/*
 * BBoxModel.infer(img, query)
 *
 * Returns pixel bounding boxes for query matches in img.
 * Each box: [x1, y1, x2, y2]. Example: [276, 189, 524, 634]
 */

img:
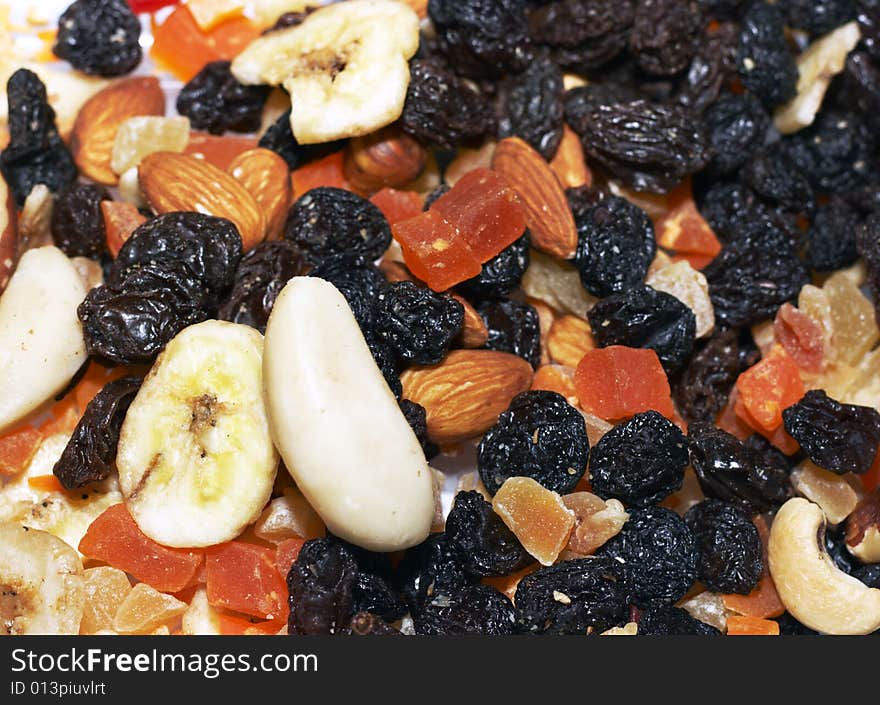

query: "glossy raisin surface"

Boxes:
[807, 197, 861, 272]
[589, 411, 689, 507]
[736, 1, 798, 108]
[456, 233, 530, 301]
[477, 298, 541, 368]
[478, 390, 589, 495]
[445, 491, 533, 578]
[50, 182, 111, 259]
[637, 602, 721, 635]
[782, 390, 880, 475]
[176, 61, 270, 135]
[308, 252, 387, 332]
[258, 109, 345, 170]
[399, 399, 440, 461]
[53, 375, 142, 489]
[414, 584, 516, 635]
[396, 532, 474, 614]
[703, 92, 770, 176]
[53, 0, 141, 77]
[287, 538, 358, 635]
[514, 557, 630, 634]
[629, 0, 704, 77]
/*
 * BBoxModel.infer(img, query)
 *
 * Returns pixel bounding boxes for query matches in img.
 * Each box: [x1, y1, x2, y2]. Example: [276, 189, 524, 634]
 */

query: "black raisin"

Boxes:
[399, 399, 440, 461]
[571, 195, 656, 298]
[445, 491, 533, 578]
[423, 184, 450, 211]
[477, 298, 541, 369]
[636, 602, 722, 635]
[50, 182, 111, 259]
[110, 212, 243, 301]
[674, 329, 753, 424]
[352, 572, 406, 624]
[807, 197, 862, 272]
[52, 375, 142, 490]
[773, 612, 819, 635]
[696, 0, 747, 20]
[589, 411, 689, 507]
[858, 213, 880, 323]
[564, 84, 638, 136]
[375, 281, 463, 365]
[396, 532, 474, 614]
[782, 390, 880, 475]
[596, 505, 698, 606]
[514, 557, 631, 634]
[741, 143, 815, 216]
[261, 7, 316, 33]
[572, 99, 710, 194]
[414, 584, 516, 635]
[218, 240, 309, 333]
[342, 612, 399, 636]
[702, 92, 770, 176]
[684, 499, 763, 594]
[53, 0, 141, 77]
[703, 225, 809, 328]
[365, 331, 403, 399]
[825, 524, 863, 574]
[783, 0, 856, 37]
[0, 69, 77, 207]
[176, 61, 270, 135]
[854, 563, 880, 588]
[587, 285, 696, 374]
[308, 252, 387, 331]
[736, 1, 798, 108]
[688, 422, 793, 513]
[284, 187, 391, 267]
[400, 59, 495, 150]
[287, 538, 358, 635]
[629, 0, 704, 77]
[257, 109, 345, 171]
[677, 21, 739, 114]
[527, 0, 634, 57]
[496, 55, 564, 160]
[428, 0, 530, 79]
[455, 233, 531, 301]
[477, 390, 589, 495]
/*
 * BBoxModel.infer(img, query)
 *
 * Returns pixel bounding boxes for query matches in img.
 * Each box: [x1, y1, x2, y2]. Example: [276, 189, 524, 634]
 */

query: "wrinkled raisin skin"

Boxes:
[258, 109, 345, 170]
[782, 390, 880, 475]
[477, 390, 589, 495]
[50, 183, 111, 259]
[284, 187, 391, 267]
[637, 602, 721, 635]
[684, 499, 763, 595]
[176, 61, 270, 136]
[53, 0, 142, 77]
[287, 538, 358, 636]
[445, 491, 533, 578]
[477, 299, 542, 369]
[399, 399, 440, 460]
[736, 1, 798, 108]
[414, 584, 516, 635]
[376, 282, 463, 366]
[588, 285, 696, 374]
[514, 557, 631, 634]
[52, 375, 142, 490]
[396, 532, 474, 615]
[0, 69, 77, 207]
[629, 0, 704, 77]
[702, 92, 770, 177]
[455, 233, 530, 301]
[596, 505, 698, 607]
[219, 240, 309, 334]
[589, 411, 689, 507]
[807, 197, 861, 272]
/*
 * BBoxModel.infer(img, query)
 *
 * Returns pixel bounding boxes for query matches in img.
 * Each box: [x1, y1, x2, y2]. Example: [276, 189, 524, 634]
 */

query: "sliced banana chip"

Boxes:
[117, 320, 278, 548]
[0, 523, 84, 635]
[231, 0, 419, 144]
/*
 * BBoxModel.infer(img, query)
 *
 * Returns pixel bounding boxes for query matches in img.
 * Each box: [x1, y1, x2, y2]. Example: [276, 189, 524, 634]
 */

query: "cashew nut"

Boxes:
[768, 497, 880, 635]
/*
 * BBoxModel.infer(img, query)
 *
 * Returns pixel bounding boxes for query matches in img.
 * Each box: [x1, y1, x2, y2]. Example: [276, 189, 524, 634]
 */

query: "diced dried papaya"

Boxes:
[79, 504, 204, 593]
[483, 565, 536, 602]
[393, 209, 482, 292]
[218, 612, 284, 636]
[574, 346, 674, 422]
[656, 186, 722, 260]
[531, 364, 578, 401]
[722, 515, 785, 619]
[27, 475, 65, 493]
[715, 389, 753, 441]
[429, 168, 526, 262]
[774, 303, 824, 373]
[726, 615, 780, 635]
[113, 583, 187, 635]
[205, 542, 288, 621]
[735, 345, 805, 433]
[184, 132, 259, 171]
[130, 0, 180, 13]
[863, 446, 880, 492]
[275, 537, 306, 582]
[370, 188, 423, 225]
[0, 424, 43, 477]
[492, 477, 575, 566]
[186, 0, 245, 32]
[291, 151, 348, 198]
[102, 200, 146, 257]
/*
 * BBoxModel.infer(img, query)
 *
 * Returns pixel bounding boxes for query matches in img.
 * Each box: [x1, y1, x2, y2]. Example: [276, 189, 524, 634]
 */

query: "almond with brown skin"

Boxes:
[228, 148, 291, 241]
[547, 314, 595, 368]
[451, 294, 488, 349]
[492, 137, 578, 260]
[139, 152, 266, 251]
[400, 349, 533, 444]
[550, 124, 592, 189]
[343, 125, 426, 194]
[70, 77, 165, 185]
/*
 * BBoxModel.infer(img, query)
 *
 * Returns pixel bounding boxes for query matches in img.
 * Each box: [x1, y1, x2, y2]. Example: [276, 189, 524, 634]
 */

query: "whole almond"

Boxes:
[139, 152, 266, 251]
[228, 148, 291, 241]
[451, 294, 489, 349]
[492, 137, 578, 260]
[550, 124, 592, 190]
[343, 125, 426, 194]
[547, 314, 595, 368]
[400, 349, 533, 444]
[70, 77, 165, 185]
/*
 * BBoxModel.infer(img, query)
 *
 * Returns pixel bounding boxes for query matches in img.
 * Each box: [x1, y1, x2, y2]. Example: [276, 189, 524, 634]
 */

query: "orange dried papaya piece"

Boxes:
[773, 303, 825, 373]
[370, 188, 423, 225]
[726, 615, 780, 635]
[291, 151, 348, 198]
[0, 424, 43, 477]
[735, 345, 804, 433]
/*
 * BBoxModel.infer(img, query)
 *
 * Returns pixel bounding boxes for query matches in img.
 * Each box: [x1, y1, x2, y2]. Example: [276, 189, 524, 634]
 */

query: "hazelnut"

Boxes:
[343, 125, 426, 193]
